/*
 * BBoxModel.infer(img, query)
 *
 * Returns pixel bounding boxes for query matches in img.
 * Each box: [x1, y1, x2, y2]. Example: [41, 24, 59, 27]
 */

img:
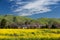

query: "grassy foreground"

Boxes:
[0, 29, 60, 40]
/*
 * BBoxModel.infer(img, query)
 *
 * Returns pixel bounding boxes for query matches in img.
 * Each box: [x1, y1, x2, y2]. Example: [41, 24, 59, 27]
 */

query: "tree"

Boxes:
[51, 24, 57, 29]
[45, 24, 49, 28]
[13, 16, 16, 22]
[0, 19, 7, 28]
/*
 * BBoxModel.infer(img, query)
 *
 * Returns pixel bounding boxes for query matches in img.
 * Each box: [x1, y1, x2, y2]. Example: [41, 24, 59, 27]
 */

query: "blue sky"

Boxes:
[0, 0, 60, 18]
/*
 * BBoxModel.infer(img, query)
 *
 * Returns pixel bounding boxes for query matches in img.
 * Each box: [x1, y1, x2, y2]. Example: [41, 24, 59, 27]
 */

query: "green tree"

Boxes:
[0, 19, 7, 28]
[51, 24, 56, 29]
[13, 16, 16, 22]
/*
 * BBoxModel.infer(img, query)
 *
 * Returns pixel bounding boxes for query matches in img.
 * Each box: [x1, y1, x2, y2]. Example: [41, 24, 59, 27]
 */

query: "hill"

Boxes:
[0, 15, 60, 29]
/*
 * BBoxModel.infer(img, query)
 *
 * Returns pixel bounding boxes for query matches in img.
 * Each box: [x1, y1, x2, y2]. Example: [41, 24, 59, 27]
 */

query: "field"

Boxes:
[0, 29, 60, 40]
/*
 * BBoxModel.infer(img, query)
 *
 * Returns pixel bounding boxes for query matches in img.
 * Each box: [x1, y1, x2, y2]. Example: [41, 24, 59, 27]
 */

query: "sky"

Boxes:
[0, 0, 60, 18]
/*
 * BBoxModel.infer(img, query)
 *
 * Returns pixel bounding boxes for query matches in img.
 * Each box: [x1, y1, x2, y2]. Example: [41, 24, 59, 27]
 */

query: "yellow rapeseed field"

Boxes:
[0, 29, 60, 40]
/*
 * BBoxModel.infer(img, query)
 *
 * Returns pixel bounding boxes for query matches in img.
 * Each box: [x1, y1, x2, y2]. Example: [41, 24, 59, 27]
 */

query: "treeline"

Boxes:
[0, 15, 60, 29]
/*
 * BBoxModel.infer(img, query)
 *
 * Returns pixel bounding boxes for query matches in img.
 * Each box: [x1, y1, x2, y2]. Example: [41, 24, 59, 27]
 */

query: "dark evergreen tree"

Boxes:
[0, 19, 7, 28]
[45, 24, 49, 28]
[51, 24, 56, 29]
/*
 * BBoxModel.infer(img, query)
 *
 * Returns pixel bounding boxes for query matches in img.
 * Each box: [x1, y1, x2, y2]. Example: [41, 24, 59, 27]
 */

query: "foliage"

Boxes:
[0, 18, 7, 28]
[0, 15, 60, 29]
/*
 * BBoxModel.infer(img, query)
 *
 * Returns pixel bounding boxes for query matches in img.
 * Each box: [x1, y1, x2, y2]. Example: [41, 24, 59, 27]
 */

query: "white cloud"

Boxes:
[12, 0, 60, 16]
